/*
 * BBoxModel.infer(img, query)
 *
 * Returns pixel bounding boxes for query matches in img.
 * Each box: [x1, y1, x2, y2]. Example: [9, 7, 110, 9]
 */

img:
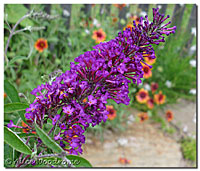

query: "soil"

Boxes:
[81, 99, 196, 167]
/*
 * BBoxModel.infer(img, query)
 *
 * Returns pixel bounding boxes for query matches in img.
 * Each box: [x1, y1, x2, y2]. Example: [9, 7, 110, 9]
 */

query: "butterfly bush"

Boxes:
[8, 8, 176, 155]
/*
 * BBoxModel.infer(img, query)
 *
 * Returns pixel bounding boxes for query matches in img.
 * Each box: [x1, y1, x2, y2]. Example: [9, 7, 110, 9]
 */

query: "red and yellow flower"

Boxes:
[106, 105, 117, 120]
[154, 91, 166, 105]
[4, 93, 7, 98]
[165, 110, 173, 122]
[92, 28, 106, 43]
[136, 88, 149, 104]
[147, 98, 154, 109]
[34, 38, 48, 53]
[151, 82, 159, 94]
[142, 64, 152, 79]
[138, 112, 149, 123]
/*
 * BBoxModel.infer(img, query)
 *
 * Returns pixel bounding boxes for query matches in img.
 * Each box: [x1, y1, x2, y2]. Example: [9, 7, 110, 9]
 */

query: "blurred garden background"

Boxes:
[4, 4, 197, 167]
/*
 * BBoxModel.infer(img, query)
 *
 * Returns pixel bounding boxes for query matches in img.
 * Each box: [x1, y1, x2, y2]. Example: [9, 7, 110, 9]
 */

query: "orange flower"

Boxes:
[165, 110, 173, 122]
[22, 121, 36, 134]
[151, 82, 159, 93]
[119, 157, 131, 164]
[147, 98, 154, 109]
[106, 105, 117, 120]
[138, 112, 149, 123]
[154, 91, 166, 105]
[92, 28, 106, 43]
[34, 38, 48, 53]
[144, 55, 156, 65]
[113, 4, 126, 10]
[4, 93, 7, 98]
[124, 24, 133, 32]
[136, 88, 149, 104]
[142, 64, 152, 79]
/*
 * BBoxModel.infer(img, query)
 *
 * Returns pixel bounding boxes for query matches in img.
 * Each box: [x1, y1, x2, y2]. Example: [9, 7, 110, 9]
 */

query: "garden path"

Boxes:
[81, 99, 196, 167]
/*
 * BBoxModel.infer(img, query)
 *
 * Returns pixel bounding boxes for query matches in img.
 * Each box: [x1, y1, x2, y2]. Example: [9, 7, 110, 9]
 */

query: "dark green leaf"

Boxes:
[4, 127, 32, 155]
[67, 155, 92, 167]
[4, 80, 20, 103]
[4, 102, 29, 113]
[35, 123, 63, 153]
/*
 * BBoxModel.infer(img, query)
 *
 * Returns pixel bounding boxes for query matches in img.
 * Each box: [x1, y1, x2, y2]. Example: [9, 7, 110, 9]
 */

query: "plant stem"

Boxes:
[4, 12, 31, 61]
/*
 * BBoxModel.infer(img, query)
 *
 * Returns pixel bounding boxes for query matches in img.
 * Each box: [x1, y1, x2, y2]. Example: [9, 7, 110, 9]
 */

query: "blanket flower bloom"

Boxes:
[106, 105, 117, 120]
[138, 112, 149, 123]
[136, 88, 149, 104]
[34, 38, 48, 52]
[154, 91, 166, 105]
[165, 110, 174, 122]
[92, 28, 106, 43]
[9, 8, 176, 155]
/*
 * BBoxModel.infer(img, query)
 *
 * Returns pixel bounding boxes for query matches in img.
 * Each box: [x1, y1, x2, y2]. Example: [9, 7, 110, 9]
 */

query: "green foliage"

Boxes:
[4, 80, 20, 103]
[5, 4, 33, 27]
[35, 123, 64, 154]
[181, 137, 196, 163]
[4, 126, 32, 155]
[4, 102, 29, 113]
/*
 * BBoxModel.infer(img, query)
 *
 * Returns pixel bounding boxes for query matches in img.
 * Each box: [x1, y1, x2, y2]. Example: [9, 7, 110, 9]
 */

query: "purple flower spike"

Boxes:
[23, 8, 176, 155]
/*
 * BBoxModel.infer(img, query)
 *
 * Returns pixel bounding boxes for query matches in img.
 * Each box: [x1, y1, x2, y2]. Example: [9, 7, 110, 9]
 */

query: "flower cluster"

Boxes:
[8, 8, 176, 155]
[136, 82, 166, 109]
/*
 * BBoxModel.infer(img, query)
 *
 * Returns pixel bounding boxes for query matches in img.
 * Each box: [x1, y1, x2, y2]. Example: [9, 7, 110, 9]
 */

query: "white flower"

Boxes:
[117, 138, 128, 146]
[93, 18, 98, 26]
[143, 83, 151, 91]
[189, 59, 196, 67]
[191, 27, 196, 37]
[126, 12, 131, 18]
[140, 11, 147, 17]
[157, 5, 162, 9]
[165, 80, 172, 88]
[183, 125, 188, 133]
[189, 89, 196, 95]
[85, 29, 90, 34]
[63, 9, 70, 17]
[189, 45, 196, 55]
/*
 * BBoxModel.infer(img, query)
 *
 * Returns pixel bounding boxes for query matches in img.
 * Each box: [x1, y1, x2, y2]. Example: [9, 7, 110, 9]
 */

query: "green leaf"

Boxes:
[4, 127, 32, 155]
[5, 4, 33, 27]
[67, 155, 92, 168]
[9, 56, 28, 65]
[4, 102, 29, 113]
[35, 123, 63, 153]
[4, 80, 20, 103]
